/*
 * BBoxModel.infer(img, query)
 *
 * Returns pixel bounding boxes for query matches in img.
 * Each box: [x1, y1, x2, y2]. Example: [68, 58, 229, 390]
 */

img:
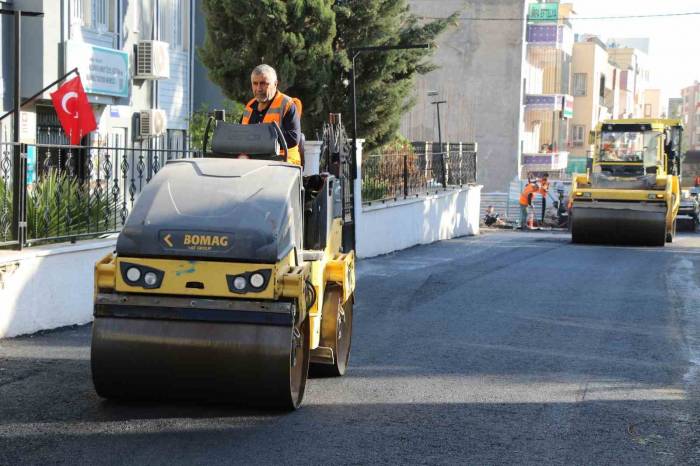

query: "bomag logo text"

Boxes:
[183, 234, 229, 247]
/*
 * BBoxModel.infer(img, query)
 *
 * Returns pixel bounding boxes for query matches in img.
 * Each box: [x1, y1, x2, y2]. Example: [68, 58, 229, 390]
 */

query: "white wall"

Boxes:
[0, 239, 115, 338]
[355, 187, 482, 259]
[353, 140, 481, 259]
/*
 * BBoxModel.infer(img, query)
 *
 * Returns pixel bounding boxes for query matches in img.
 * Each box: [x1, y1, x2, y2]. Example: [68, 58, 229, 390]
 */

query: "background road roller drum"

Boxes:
[571, 203, 667, 246]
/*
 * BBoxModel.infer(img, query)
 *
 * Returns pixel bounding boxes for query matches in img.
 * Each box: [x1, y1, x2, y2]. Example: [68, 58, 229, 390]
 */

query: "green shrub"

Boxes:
[25, 170, 119, 242]
[362, 178, 391, 202]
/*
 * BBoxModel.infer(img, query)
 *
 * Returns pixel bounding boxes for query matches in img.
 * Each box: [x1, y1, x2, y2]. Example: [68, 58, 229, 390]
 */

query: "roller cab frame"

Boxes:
[91, 120, 355, 409]
[569, 119, 683, 246]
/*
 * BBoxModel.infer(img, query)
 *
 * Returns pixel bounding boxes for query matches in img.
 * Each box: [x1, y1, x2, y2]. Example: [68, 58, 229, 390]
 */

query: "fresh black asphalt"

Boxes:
[1, 230, 699, 465]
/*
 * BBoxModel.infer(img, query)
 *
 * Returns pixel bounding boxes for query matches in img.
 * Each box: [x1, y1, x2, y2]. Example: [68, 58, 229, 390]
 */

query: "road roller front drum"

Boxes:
[90, 297, 311, 410]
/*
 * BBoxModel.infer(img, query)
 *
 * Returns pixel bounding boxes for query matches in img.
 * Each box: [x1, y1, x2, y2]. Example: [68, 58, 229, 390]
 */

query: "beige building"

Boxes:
[607, 46, 651, 119]
[643, 89, 662, 118]
[569, 36, 618, 157]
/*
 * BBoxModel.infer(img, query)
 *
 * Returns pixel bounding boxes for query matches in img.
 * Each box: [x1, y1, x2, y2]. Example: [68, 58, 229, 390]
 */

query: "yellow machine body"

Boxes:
[569, 118, 683, 245]
[95, 218, 354, 352]
[91, 150, 356, 409]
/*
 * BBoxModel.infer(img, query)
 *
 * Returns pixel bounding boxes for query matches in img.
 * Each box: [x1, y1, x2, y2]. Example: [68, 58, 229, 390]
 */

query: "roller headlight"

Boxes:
[250, 273, 265, 288]
[233, 276, 247, 290]
[126, 267, 141, 282]
[143, 272, 158, 286]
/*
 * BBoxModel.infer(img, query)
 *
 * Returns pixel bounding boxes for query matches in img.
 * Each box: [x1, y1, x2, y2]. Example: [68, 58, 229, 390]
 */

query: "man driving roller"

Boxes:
[241, 64, 302, 165]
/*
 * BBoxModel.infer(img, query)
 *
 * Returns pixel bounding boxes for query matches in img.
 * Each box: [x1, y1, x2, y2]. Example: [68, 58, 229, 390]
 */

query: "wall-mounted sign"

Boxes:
[524, 94, 559, 109]
[26, 146, 37, 185]
[65, 41, 129, 98]
[526, 24, 563, 44]
[563, 95, 574, 118]
[19, 111, 36, 144]
[528, 2, 559, 23]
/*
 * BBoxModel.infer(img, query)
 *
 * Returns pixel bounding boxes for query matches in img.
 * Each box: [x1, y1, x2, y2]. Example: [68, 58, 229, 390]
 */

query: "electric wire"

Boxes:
[417, 12, 700, 21]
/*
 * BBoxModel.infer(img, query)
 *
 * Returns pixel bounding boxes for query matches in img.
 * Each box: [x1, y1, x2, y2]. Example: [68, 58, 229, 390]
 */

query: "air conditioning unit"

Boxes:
[136, 40, 170, 79]
[139, 109, 167, 137]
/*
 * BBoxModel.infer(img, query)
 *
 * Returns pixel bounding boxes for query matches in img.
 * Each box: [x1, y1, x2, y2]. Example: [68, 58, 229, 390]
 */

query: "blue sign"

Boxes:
[26, 145, 36, 184]
[65, 41, 130, 98]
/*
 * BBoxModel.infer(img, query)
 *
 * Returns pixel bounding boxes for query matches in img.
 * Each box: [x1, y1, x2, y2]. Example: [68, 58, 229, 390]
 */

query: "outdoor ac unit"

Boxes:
[139, 109, 167, 137]
[136, 40, 170, 79]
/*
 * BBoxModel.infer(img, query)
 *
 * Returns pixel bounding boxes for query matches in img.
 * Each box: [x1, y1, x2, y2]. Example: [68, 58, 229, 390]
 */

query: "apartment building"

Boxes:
[520, 1, 575, 180]
[681, 82, 700, 150]
[0, 0, 194, 149]
[668, 97, 683, 119]
[642, 89, 662, 118]
[569, 35, 617, 158]
[607, 45, 651, 119]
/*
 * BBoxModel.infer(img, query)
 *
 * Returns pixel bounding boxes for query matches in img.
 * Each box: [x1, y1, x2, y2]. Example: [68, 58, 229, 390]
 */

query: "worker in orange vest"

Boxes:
[241, 64, 302, 165]
[519, 181, 540, 229]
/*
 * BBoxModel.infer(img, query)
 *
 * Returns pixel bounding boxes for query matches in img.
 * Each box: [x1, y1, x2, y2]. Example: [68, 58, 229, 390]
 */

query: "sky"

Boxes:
[569, 0, 700, 100]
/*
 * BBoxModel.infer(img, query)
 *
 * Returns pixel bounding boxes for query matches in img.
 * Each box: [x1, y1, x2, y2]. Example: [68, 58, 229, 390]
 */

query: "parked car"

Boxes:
[678, 188, 699, 231]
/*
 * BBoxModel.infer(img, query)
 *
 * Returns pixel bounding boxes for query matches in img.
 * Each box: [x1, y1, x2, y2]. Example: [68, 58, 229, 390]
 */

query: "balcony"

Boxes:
[522, 151, 569, 170]
[524, 94, 574, 116]
[526, 24, 574, 53]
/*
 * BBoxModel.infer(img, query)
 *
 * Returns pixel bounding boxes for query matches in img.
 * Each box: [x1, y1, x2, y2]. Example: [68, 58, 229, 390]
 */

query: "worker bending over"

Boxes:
[519, 174, 549, 230]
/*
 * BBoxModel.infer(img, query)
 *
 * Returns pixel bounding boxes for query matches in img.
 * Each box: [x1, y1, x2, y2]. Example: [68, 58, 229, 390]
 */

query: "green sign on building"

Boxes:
[528, 2, 559, 22]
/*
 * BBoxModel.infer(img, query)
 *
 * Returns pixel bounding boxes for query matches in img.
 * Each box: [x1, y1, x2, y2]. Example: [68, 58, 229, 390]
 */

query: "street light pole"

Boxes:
[431, 99, 447, 187]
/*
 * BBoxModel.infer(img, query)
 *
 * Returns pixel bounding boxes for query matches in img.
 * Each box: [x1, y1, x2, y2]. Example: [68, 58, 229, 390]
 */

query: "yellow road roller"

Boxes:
[91, 116, 356, 409]
[570, 119, 683, 246]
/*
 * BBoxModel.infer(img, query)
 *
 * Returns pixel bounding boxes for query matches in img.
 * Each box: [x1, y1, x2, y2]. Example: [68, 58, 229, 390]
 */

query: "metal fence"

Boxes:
[362, 142, 477, 204]
[0, 141, 200, 249]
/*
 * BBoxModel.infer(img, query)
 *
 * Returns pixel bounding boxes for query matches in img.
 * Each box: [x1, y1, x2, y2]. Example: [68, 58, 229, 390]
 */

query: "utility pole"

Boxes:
[428, 90, 447, 187]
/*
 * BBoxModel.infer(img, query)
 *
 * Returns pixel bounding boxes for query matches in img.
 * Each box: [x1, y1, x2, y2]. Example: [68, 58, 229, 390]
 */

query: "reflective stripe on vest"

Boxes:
[241, 92, 300, 165]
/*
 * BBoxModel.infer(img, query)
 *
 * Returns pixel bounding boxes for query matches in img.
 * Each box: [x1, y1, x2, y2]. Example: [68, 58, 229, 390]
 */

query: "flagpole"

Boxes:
[0, 67, 79, 123]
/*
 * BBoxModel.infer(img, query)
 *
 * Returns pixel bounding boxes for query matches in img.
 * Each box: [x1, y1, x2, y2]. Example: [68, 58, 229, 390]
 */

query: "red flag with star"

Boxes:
[50, 76, 97, 145]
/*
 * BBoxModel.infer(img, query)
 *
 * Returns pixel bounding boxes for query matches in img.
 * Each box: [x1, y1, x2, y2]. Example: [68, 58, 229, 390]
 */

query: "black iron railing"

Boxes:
[362, 142, 477, 204]
[0, 141, 200, 249]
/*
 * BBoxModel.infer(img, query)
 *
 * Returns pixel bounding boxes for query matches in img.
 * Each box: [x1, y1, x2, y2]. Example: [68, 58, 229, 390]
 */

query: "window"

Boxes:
[695, 113, 700, 126]
[644, 104, 652, 118]
[159, 0, 187, 49]
[573, 125, 586, 147]
[71, 0, 115, 32]
[573, 73, 587, 97]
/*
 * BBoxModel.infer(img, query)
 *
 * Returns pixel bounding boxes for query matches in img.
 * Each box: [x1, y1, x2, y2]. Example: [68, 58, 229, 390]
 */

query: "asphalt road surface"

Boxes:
[1, 230, 699, 465]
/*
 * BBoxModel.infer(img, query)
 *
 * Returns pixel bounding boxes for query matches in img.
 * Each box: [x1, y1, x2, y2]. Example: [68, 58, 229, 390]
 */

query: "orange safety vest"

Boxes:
[519, 184, 539, 206]
[242, 92, 301, 165]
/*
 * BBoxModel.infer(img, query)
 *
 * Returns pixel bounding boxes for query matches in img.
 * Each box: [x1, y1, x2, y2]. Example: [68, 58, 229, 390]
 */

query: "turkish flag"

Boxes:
[50, 76, 97, 145]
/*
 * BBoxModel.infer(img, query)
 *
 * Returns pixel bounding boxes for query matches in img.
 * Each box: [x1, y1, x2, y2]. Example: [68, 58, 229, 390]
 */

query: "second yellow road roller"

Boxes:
[91, 116, 356, 409]
[570, 119, 683, 246]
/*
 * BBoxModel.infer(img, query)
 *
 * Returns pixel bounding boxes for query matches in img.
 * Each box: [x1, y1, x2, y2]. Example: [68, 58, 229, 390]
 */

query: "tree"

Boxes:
[199, 0, 454, 150]
[329, 1, 455, 149]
